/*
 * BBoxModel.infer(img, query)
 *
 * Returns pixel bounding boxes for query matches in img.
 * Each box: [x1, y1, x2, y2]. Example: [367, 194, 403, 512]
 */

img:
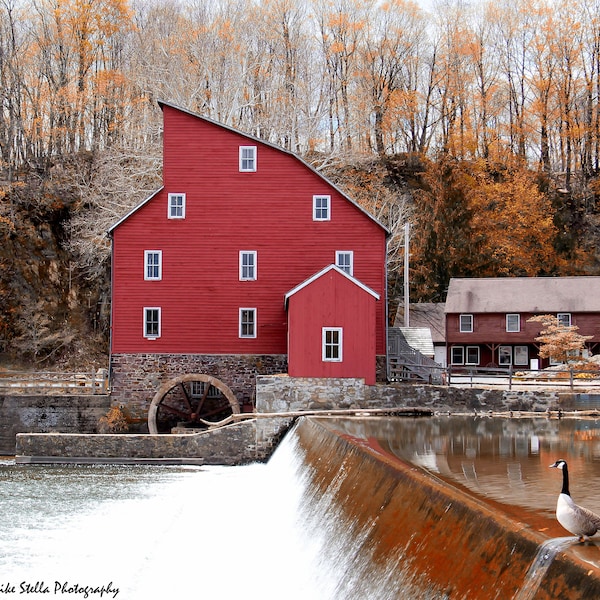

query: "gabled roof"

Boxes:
[445, 277, 600, 313]
[284, 264, 380, 308]
[109, 101, 389, 235]
[108, 187, 163, 234]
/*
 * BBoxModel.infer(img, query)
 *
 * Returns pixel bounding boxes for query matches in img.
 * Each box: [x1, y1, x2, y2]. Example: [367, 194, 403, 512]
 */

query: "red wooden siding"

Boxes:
[446, 312, 600, 344]
[286, 267, 378, 384]
[111, 104, 387, 358]
[445, 312, 600, 367]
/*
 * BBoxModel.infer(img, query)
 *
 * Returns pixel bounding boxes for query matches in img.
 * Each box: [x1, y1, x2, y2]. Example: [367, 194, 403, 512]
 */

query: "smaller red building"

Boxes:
[285, 265, 380, 384]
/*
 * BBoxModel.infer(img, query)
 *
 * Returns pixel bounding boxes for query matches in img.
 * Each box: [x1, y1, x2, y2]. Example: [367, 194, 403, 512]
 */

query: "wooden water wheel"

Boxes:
[148, 374, 240, 434]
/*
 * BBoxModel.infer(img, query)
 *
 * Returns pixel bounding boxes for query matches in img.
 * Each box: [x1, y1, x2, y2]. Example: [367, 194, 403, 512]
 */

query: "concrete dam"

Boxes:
[284, 415, 600, 599]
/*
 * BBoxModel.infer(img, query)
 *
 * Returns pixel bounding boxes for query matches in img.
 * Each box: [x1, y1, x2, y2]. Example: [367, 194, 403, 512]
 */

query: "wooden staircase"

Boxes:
[387, 328, 444, 384]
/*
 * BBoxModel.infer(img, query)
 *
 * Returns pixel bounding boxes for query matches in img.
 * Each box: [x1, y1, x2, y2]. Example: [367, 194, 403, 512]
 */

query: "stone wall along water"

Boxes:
[255, 375, 564, 414]
[0, 395, 110, 455]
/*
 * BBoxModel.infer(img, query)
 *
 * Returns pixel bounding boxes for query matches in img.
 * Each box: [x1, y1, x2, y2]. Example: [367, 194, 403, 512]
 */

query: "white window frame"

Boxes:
[459, 314, 473, 333]
[506, 313, 520, 332]
[239, 146, 257, 172]
[322, 327, 343, 362]
[190, 381, 220, 399]
[143, 307, 161, 339]
[144, 250, 162, 281]
[465, 346, 480, 365]
[451, 346, 464, 365]
[514, 346, 529, 366]
[335, 251, 353, 276]
[499, 345, 512, 366]
[557, 313, 572, 327]
[239, 251, 257, 281]
[239, 308, 257, 338]
[313, 195, 331, 221]
[168, 193, 186, 219]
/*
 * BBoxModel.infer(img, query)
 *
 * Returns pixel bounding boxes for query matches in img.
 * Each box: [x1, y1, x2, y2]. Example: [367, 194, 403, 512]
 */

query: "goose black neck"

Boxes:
[562, 463, 570, 496]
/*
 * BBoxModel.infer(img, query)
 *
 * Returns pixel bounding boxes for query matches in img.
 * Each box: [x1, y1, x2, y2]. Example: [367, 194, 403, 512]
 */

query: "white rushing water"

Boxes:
[2, 416, 600, 600]
[0, 434, 334, 600]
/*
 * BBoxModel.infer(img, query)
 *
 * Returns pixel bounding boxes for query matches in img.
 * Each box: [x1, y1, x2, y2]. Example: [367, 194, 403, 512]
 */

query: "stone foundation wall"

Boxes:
[110, 353, 288, 426]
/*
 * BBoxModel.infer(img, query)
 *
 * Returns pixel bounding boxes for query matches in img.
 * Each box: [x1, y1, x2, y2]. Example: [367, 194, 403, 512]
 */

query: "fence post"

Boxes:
[570, 368, 574, 390]
[509, 365, 513, 391]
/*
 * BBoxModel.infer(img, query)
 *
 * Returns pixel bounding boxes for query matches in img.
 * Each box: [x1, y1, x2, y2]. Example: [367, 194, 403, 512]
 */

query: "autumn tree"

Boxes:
[468, 160, 559, 276]
[410, 156, 563, 300]
[527, 314, 593, 364]
[410, 153, 477, 301]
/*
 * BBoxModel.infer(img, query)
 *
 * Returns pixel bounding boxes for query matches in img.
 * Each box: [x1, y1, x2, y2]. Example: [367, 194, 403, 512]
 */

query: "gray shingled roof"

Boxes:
[445, 277, 600, 313]
[395, 302, 446, 343]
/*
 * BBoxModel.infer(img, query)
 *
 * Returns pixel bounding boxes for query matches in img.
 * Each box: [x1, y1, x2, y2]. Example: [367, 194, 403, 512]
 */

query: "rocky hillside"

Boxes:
[0, 158, 110, 370]
[2, 151, 599, 370]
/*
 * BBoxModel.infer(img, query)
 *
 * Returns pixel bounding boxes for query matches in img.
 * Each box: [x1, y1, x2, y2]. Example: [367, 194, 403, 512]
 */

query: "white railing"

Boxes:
[447, 366, 600, 390]
[0, 369, 109, 394]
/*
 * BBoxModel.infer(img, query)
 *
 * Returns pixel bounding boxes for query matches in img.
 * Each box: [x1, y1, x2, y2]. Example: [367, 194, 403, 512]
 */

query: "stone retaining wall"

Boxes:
[255, 375, 566, 414]
[10, 378, 581, 464]
[0, 394, 111, 455]
[16, 417, 294, 465]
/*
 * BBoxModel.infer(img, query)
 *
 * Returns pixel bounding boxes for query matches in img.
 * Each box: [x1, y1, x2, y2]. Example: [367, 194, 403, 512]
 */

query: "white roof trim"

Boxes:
[108, 187, 164, 235]
[284, 264, 380, 308]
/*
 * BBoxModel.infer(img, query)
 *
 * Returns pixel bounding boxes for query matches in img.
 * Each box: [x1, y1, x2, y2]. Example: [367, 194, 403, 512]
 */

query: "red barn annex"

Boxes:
[109, 102, 388, 426]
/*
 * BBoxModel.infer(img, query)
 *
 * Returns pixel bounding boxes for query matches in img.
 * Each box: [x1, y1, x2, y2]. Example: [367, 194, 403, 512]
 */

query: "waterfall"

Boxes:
[513, 537, 574, 600]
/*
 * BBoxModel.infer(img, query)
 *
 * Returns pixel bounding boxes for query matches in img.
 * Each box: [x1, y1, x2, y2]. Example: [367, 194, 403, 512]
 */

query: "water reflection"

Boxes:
[325, 416, 600, 529]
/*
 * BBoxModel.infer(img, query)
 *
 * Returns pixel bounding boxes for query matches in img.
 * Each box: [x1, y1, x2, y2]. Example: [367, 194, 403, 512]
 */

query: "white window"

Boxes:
[144, 307, 161, 339]
[557, 313, 571, 327]
[499, 346, 512, 365]
[506, 313, 520, 332]
[451, 346, 464, 365]
[168, 193, 186, 219]
[459, 314, 473, 333]
[514, 346, 528, 366]
[239, 308, 256, 338]
[239, 251, 257, 281]
[336, 251, 353, 275]
[466, 346, 480, 365]
[322, 327, 343, 361]
[313, 195, 331, 221]
[239, 146, 257, 172]
[190, 381, 220, 399]
[144, 250, 162, 280]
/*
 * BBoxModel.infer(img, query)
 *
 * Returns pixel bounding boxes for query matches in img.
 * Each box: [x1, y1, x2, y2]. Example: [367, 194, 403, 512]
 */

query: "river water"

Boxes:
[1, 415, 600, 599]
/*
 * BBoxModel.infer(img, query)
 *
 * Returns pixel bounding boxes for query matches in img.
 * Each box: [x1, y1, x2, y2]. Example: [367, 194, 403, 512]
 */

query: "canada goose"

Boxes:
[549, 459, 600, 542]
